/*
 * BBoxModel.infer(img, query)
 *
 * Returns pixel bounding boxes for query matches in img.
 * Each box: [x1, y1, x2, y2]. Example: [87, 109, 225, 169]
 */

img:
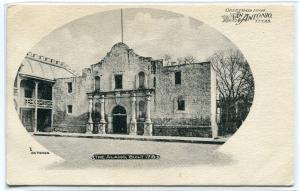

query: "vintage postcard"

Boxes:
[6, 4, 294, 185]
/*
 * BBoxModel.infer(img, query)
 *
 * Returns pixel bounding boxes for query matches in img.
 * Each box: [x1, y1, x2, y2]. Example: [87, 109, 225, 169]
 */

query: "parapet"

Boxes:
[26, 52, 78, 76]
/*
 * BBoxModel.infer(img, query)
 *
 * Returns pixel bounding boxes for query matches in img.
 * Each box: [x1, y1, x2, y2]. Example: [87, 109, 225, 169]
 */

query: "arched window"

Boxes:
[138, 101, 146, 118]
[138, 72, 145, 88]
[95, 76, 100, 91]
[177, 96, 185, 111]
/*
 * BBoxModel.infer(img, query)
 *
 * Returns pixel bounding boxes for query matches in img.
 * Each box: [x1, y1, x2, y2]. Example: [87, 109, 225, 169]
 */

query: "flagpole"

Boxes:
[121, 8, 123, 43]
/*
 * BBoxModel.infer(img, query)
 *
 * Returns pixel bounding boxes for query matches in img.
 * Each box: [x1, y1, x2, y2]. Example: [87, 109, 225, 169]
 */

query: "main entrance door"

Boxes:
[112, 105, 127, 134]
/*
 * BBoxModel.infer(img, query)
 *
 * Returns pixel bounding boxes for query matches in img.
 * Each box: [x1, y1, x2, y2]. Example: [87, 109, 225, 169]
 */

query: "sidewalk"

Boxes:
[33, 132, 227, 144]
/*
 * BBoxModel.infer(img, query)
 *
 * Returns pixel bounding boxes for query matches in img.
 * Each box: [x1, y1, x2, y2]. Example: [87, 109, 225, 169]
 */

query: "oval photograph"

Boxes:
[13, 8, 254, 168]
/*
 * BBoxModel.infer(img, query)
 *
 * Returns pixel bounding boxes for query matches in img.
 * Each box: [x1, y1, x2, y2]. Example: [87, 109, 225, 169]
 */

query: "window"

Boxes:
[175, 71, 181, 85]
[95, 76, 100, 91]
[67, 105, 72, 114]
[115, 74, 123, 89]
[67, 82, 72, 93]
[153, 77, 156, 87]
[138, 72, 145, 88]
[177, 97, 185, 111]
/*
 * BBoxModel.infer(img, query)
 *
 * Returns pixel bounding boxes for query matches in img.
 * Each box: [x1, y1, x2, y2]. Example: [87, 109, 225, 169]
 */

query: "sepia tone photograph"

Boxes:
[6, 4, 293, 186]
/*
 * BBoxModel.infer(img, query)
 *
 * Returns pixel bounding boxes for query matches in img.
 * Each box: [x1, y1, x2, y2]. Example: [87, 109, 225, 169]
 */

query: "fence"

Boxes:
[23, 98, 53, 109]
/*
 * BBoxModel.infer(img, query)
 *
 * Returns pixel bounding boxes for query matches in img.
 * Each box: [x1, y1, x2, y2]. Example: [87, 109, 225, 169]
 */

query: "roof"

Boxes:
[94, 42, 157, 67]
[19, 52, 78, 81]
[163, 61, 211, 68]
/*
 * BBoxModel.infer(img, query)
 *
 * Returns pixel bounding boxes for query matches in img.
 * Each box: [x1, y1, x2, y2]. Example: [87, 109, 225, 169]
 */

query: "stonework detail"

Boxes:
[26, 42, 218, 138]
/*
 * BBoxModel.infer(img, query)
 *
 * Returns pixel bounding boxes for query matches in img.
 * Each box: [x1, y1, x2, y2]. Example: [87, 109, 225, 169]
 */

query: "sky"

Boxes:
[31, 8, 238, 74]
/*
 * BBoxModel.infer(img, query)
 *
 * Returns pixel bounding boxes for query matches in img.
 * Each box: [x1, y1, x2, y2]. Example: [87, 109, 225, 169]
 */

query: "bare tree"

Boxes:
[183, 55, 196, 64]
[208, 49, 254, 134]
[163, 54, 172, 66]
[177, 55, 197, 65]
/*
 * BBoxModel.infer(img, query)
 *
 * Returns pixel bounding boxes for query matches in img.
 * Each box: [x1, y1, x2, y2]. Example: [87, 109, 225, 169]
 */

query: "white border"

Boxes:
[1, 0, 299, 190]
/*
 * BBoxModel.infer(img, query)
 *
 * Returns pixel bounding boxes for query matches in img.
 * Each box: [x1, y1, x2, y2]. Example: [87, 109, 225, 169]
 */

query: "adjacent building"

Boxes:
[14, 52, 78, 132]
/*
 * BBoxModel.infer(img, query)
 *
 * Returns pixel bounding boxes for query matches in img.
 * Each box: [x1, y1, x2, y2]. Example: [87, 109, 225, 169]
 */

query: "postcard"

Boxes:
[6, 4, 294, 185]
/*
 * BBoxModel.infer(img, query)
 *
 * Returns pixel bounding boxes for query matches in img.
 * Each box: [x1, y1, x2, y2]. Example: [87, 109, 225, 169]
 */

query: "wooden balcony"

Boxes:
[23, 98, 53, 109]
[14, 87, 18, 96]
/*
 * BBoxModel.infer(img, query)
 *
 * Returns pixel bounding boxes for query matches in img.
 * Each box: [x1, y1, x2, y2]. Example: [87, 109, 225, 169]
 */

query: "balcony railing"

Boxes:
[24, 98, 53, 109]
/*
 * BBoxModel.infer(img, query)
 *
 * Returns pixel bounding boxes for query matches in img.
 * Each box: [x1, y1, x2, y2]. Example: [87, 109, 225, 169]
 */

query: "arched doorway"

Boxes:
[112, 105, 127, 134]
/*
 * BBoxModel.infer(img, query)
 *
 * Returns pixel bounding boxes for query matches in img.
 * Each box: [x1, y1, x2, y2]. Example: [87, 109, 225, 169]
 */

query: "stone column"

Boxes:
[144, 92, 153, 136]
[129, 93, 137, 135]
[145, 74, 148, 88]
[86, 95, 93, 133]
[34, 81, 39, 133]
[99, 95, 106, 134]
[145, 93, 151, 123]
[92, 96, 98, 133]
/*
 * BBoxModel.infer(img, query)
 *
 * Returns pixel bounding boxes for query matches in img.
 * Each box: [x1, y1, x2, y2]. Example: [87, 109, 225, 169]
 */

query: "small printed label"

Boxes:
[91, 154, 160, 160]
[29, 147, 50, 155]
[222, 8, 272, 25]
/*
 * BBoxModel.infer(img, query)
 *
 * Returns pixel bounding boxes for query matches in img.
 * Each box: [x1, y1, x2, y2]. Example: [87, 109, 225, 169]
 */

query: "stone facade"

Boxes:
[154, 63, 212, 121]
[52, 76, 90, 133]
[51, 42, 218, 138]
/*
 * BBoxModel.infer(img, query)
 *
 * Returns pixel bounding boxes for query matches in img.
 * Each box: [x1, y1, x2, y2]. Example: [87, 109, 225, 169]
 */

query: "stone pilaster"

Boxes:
[211, 113, 218, 139]
[210, 64, 218, 139]
[99, 95, 106, 134]
[144, 123, 153, 136]
[86, 95, 93, 133]
[145, 92, 151, 123]
[129, 93, 137, 135]
[144, 92, 153, 136]
[212, 123, 218, 139]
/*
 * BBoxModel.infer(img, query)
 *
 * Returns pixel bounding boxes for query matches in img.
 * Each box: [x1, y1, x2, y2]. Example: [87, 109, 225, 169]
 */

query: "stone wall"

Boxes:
[153, 62, 212, 122]
[90, 43, 156, 92]
[52, 76, 91, 133]
[153, 126, 212, 138]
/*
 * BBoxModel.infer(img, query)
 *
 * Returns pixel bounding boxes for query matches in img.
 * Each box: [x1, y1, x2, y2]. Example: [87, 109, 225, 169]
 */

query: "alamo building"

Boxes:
[14, 42, 219, 138]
